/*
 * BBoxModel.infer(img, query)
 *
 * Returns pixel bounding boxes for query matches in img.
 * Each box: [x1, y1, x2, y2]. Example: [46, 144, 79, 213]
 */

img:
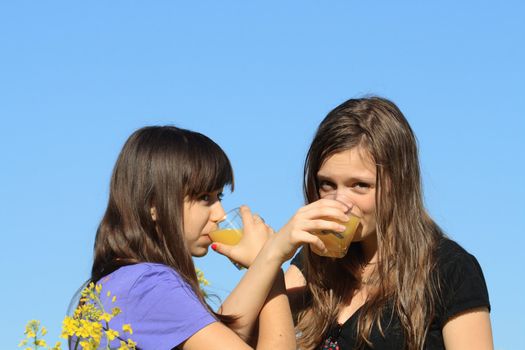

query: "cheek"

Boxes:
[357, 196, 377, 227]
[354, 194, 376, 216]
[365, 211, 377, 229]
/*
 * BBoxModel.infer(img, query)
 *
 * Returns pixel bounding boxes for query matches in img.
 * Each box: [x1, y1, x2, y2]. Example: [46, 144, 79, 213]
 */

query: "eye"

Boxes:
[318, 180, 336, 192]
[197, 191, 224, 205]
[352, 182, 371, 193]
[198, 194, 211, 202]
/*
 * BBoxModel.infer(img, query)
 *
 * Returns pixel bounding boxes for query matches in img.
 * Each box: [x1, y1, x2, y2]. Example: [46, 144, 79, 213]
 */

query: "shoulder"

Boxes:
[100, 263, 217, 349]
[100, 262, 204, 317]
[436, 238, 476, 263]
[434, 238, 491, 326]
[100, 263, 187, 294]
[435, 238, 486, 285]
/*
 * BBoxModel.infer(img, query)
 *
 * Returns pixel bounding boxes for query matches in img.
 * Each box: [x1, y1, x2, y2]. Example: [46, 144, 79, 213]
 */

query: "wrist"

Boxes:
[256, 236, 286, 267]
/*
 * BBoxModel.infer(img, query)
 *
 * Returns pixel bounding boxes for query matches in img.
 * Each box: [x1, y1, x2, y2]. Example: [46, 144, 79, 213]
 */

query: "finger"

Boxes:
[211, 242, 232, 258]
[253, 214, 265, 224]
[298, 202, 350, 221]
[291, 231, 327, 253]
[302, 206, 351, 223]
[308, 198, 352, 213]
[310, 236, 327, 254]
[239, 205, 255, 229]
[309, 238, 328, 255]
[302, 219, 347, 234]
[211, 244, 244, 269]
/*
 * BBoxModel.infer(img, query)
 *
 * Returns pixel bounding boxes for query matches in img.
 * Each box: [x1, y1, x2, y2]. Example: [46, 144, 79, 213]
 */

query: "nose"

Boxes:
[335, 192, 353, 211]
[211, 201, 226, 223]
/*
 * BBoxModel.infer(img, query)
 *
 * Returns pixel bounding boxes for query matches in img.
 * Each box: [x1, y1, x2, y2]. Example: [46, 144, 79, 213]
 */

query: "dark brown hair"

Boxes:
[296, 97, 443, 349]
[91, 125, 234, 317]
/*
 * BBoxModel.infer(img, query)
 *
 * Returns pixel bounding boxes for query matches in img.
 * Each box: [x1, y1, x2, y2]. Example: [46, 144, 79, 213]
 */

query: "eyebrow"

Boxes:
[316, 174, 376, 184]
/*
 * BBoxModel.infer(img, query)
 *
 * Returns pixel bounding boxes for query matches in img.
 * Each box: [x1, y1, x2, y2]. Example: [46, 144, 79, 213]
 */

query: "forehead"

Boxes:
[317, 147, 376, 181]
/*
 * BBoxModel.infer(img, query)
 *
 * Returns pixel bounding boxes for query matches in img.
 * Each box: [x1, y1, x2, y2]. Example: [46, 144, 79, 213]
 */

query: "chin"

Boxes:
[191, 246, 209, 257]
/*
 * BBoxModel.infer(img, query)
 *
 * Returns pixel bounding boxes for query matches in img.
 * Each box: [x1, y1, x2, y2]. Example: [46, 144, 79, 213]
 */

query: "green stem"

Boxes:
[104, 322, 111, 350]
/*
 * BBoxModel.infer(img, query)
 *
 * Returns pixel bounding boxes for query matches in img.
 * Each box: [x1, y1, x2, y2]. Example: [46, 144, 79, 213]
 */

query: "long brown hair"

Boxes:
[91, 125, 234, 318]
[296, 97, 443, 349]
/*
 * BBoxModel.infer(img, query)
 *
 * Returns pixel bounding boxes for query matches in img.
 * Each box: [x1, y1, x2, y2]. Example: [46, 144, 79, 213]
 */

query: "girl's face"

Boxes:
[317, 147, 377, 244]
[183, 189, 226, 257]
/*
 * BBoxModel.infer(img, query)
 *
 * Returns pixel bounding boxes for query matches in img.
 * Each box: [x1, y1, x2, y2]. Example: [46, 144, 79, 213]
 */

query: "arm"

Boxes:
[218, 240, 295, 344]
[181, 205, 293, 350]
[284, 262, 307, 315]
[255, 269, 295, 349]
[182, 323, 253, 350]
[284, 263, 306, 290]
[442, 307, 493, 350]
[183, 253, 295, 350]
[437, 240, 493, 350]
[205, 200, 348, 348]
[213, 206, 292, 341]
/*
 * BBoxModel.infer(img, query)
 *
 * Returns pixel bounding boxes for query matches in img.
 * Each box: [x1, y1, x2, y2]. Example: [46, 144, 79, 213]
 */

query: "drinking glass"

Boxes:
[310, 193, 361, 258]
[209, 207, 244, 269]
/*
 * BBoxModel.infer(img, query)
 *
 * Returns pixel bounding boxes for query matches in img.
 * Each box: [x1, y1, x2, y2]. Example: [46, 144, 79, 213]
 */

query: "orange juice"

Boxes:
[311, 215, 360, 258]
[209, 228, 243, 245]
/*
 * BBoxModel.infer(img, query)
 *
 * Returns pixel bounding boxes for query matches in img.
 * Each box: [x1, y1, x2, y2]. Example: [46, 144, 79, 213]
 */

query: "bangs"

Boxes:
[183, 132, 234, 197]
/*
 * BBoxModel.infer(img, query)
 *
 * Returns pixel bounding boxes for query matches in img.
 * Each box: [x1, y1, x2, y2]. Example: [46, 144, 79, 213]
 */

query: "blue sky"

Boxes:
[1, 1, 523, 349]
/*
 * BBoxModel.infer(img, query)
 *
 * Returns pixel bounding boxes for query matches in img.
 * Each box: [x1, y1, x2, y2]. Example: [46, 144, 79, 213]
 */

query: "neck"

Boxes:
[360, 232, 378, 265]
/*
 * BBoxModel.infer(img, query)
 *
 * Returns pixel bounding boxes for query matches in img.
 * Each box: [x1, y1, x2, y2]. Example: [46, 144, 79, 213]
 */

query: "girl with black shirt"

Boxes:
[282, 97, 493, 349]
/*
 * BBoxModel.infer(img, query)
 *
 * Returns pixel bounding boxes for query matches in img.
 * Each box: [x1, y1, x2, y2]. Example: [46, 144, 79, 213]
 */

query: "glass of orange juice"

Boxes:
[310, 193, 361, 258]
[209, 207, 244, 269]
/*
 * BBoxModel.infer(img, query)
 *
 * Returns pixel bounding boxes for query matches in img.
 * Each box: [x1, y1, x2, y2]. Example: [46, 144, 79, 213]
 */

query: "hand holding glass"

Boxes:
[310, 194, 361, 258]
[209, 208, 244, 269]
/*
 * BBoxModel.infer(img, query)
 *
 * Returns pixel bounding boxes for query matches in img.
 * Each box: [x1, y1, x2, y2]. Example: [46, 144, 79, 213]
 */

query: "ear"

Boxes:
[150, 207, 157, 221]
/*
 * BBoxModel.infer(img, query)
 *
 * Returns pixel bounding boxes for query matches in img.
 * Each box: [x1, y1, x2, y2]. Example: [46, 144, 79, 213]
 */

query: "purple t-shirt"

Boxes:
[97, 263, 216, 350]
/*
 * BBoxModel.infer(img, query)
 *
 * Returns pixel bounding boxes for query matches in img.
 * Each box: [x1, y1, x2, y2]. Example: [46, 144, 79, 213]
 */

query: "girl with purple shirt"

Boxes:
[78, 126, 340, 350]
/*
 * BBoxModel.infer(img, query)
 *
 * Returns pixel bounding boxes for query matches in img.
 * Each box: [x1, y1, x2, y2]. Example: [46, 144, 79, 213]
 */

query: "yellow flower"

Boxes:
[118, 340, 129, 350]
[76, 319, 102, 343]
[112, 296, 117, 303]
[61, 316, 79, 338]
[122, 324, 133, 335]
[196, 268, 210, 286]
[79, 340, 97, 350]
[127, 338, 137, 349]
[106, 329, 119, 340]
[26, 331, 36, 338]
[35, 339, 47, 347]
[21, 289, 139, 350]
[25, 319, 40, 334]
[74, 303, 102, 320]
[99, 313, 113, 323]
[76, 320, 91, 338]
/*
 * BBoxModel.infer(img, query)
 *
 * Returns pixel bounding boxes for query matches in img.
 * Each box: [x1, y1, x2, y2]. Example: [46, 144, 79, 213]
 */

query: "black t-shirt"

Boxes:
[290, 238, 490, 349]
